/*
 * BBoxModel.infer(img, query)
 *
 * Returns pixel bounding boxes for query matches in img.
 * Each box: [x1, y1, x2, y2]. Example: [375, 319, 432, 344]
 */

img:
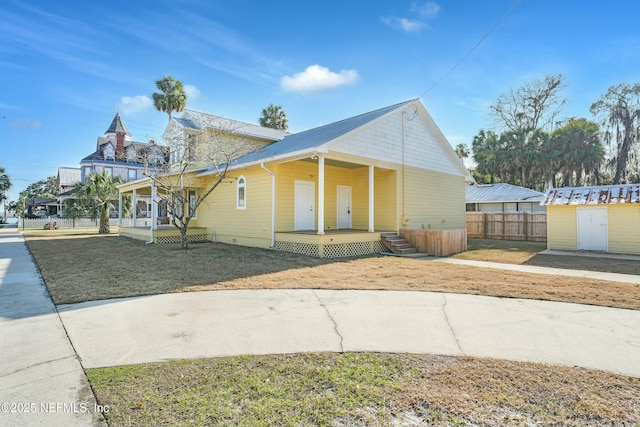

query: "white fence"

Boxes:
[18, 217, 155, 229]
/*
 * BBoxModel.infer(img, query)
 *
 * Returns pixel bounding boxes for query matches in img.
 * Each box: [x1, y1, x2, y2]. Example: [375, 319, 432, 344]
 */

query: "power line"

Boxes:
[419, 0, 522, 98]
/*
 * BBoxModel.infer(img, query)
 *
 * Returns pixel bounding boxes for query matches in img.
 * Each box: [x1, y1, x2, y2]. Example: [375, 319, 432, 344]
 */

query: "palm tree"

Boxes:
[472, 130, 501, 183]
[0, 167, 11, 223]
[75, 170, 124, 234]
[259, 104, 288, 130]
[454, 143, 470, 160]
[553, 118, 603, 186]
[62, 198, 87, 228]
[152, 76, 188, 121]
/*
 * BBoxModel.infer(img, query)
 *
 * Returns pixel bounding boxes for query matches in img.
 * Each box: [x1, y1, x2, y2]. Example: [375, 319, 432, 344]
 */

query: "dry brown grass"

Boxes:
[27, 233, 640, 425]
[87, 352, 640, 427]
[24, 232, 640, 310]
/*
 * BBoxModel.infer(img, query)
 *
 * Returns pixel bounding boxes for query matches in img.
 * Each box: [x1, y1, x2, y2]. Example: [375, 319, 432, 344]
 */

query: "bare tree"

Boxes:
[145, 115, 266, 249]
[490, 74, 567, 132]
[590, 82, 640, 184]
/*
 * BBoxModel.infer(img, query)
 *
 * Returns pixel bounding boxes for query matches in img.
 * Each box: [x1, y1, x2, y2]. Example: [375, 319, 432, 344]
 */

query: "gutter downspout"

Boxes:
[260, 162, 276, 248]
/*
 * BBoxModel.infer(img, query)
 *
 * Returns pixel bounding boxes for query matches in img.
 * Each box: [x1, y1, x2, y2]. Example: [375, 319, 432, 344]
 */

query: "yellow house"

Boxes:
[542, 185, 640, 255]
[118, 99, 474, 257]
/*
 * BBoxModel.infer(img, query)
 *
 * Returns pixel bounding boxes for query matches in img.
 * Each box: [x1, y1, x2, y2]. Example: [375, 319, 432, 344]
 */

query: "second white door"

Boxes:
[337, 185, 352, 229]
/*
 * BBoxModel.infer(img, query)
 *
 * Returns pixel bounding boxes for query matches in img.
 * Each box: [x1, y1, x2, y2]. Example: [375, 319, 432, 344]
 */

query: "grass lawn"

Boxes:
[25, 232, 640, 310]
[87, 352, 640, 427]
[23, 231, 640, 426]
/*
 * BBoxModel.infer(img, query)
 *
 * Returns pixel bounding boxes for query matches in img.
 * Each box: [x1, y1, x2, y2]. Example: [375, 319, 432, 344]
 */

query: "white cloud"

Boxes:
[383, 1, 440, 33]
[117, 95, 152, 115]
[184, 84, 201, 100]
[281, 65, 359, 93]
[410, 1, 441, 19]
[382, 16, 428, 33]
[7, 119, 42, 130]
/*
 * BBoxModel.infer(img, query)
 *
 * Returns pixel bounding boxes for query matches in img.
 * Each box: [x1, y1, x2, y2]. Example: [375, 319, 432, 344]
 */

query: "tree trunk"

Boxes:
[614, 131, 633, 184]
[179, 227, 189, 249]
[99, 212, 110, 234]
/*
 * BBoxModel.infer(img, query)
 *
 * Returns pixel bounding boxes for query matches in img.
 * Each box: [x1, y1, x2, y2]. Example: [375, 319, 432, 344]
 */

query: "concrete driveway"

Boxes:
[0, 225, 106, 427]
[59, 288, 640, 377]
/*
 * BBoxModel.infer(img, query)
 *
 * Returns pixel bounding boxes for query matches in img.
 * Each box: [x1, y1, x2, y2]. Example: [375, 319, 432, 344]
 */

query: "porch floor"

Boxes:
[274, 229, 389, 258]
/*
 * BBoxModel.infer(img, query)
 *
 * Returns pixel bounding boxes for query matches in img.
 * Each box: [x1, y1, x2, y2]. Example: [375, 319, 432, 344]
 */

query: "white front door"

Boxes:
[577, 206, 608, 251]
[337, 185, 352, 229]
[294, 180, 315, 230]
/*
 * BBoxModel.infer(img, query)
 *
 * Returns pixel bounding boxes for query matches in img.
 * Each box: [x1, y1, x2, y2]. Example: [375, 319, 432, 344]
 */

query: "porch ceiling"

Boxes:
[299, 157, 365, 169]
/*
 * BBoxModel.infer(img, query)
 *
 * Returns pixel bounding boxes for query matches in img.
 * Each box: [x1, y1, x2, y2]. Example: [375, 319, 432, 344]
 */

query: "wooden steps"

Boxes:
[380, 233, 418, 255]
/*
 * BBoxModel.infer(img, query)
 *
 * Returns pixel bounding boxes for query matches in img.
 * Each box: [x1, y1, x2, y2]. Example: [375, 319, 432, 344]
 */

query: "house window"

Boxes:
[187, 134, 197, 164]
[237, 176, 246, 209]
[104, 167, 113, 177]
[82, 166, 92, 182]
[128, 169, 137, 181]
[188, 190, 197, 219]
[148, 150, 162, 166]
[104, 145, 115, 161]
[126, 146, 137, 163]
[171, 141, 183, 165]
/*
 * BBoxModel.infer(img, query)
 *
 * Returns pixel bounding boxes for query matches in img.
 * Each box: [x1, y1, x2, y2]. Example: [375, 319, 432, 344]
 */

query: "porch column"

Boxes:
[132, 189, 137, 225]
[317, 155, 325, 235]
[368, 165, 375, 232]
[151, 185, 158, 230]
[118, 193, 123, 225]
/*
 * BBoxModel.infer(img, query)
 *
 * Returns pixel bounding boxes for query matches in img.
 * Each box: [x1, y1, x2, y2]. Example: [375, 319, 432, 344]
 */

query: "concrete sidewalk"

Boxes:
[434, 257, 640, 284]
[0, 225, 106, 427]
[59, 288, 640, 378]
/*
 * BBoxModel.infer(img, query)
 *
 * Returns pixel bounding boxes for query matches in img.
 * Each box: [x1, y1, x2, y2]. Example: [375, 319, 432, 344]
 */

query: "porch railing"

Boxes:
[17, 217, 156, 229]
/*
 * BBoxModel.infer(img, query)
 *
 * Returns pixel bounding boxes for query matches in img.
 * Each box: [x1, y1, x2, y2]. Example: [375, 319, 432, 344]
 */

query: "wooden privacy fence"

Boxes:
[399, 229, 467, 257]
[466, 212, 547, 242]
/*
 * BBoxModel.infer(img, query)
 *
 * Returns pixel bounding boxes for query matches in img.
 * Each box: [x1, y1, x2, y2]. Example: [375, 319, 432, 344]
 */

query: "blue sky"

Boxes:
[2, 0, 640, 202]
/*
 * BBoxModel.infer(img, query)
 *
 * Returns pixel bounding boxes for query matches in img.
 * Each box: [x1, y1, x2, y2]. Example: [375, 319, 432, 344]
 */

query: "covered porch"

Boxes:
[266, 154, 399, 258]
[116, 178, 179, 244]
[119, 224, 209, 244]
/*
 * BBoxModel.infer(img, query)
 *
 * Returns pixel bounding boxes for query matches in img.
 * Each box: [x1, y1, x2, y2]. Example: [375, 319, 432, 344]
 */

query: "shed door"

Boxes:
[577, 207, 608, 251]
[294, 180, 315, 230]
[337, 185, 352, 229]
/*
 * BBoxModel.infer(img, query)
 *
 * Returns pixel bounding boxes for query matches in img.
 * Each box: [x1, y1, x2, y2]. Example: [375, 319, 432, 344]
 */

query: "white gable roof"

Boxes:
[197, 99, 472, 181]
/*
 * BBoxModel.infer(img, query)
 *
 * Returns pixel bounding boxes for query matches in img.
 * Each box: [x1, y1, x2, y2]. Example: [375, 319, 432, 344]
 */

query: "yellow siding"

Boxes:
[397, 166, 466, 230]
[547, 206, 577, 250]
[608, 205, 640, 254]
[351, 168, 369, 229]
[374, 169, 397, 230]
[154, 156, 465, 247]
[195, 166, 273, 248]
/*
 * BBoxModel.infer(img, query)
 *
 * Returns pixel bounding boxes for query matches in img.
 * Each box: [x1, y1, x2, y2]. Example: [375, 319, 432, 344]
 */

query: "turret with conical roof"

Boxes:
[105, 112, 131, 136]
[104, 113, 131, 158]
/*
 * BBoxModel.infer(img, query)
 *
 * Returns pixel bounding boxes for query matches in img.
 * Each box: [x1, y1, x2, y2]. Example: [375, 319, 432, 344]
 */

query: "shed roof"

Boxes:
[542, 184, 640, 206]
[466, 183, 544, 203]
